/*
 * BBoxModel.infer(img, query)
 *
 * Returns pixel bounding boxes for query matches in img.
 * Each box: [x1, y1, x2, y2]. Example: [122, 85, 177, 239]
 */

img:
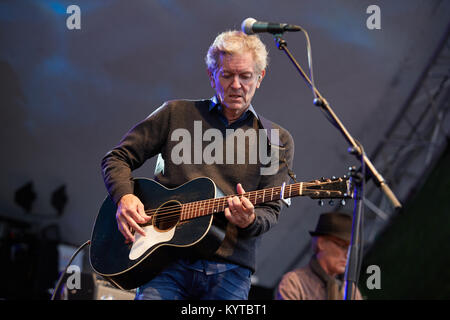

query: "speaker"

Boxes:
[93, 276, 135, 300]
[58, 273, 135, 300]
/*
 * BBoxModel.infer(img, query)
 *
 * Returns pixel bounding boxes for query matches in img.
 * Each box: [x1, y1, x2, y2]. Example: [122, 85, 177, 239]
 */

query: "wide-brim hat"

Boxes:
[309, 212, 353, 243]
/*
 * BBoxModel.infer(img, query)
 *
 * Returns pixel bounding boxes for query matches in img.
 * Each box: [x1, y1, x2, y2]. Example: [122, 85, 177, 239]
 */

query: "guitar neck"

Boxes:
[180, 182, 305, 221]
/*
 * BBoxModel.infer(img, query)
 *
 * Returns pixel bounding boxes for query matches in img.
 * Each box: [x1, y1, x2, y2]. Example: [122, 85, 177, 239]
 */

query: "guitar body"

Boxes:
[89, 177, 226, 290]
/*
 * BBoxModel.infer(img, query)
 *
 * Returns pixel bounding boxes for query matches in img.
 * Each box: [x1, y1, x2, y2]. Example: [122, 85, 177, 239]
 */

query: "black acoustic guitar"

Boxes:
[89, 176, 353, 290]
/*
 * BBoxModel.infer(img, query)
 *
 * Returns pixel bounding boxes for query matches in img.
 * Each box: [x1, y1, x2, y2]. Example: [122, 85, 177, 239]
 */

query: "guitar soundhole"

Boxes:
[153, 200, 181, 232]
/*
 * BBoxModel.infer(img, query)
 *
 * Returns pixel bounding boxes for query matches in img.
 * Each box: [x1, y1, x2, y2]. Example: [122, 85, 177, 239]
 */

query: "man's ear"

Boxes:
[256, 69, 266, 89]
[316, 236, 326, 252]
[207, 69, 215, 88]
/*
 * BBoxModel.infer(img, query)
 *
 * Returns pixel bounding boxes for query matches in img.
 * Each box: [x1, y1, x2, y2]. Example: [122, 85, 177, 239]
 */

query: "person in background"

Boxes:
[275, 212, 363, 300]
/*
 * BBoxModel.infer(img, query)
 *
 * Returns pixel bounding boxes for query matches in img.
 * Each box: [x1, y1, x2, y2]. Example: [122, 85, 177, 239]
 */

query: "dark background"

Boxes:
[0, 0, 449, 299]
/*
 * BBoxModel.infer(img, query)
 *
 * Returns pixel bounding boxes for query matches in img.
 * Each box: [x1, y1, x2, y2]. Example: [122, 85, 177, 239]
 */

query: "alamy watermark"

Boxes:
[366, 264, 381, 290]
[66, 5, 381, 31]
[366, 5, 381, 30]
[170, 121, 280, 176]
[66, 5, 81, 30]
[65, 265, 81, 290]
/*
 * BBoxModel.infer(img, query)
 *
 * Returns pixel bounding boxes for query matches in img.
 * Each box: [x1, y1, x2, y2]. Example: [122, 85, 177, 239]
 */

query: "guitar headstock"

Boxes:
[304, 176, 354, 201]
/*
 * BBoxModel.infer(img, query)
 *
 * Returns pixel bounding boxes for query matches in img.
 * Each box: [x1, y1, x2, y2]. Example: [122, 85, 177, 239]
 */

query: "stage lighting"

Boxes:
[51, 185, 68, 216]
[14, 181, 37, 213]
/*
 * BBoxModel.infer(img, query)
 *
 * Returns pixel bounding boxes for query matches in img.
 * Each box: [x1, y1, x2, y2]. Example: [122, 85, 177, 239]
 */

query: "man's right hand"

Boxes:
[116, 194, 151, 243]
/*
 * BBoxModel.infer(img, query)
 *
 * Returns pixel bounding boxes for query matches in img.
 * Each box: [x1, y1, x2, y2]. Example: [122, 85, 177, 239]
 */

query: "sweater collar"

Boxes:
[209, 95, 259, 120]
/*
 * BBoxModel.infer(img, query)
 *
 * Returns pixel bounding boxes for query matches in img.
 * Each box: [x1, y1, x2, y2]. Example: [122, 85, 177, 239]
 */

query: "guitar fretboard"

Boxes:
[180, 182, 304, 221]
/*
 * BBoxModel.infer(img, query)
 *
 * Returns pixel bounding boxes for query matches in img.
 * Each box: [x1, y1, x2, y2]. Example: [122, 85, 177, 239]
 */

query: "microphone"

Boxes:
[241, 17, 302, 35]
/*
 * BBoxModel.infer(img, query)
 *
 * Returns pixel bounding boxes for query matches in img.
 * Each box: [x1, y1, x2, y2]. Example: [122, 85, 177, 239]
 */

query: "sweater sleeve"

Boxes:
[101, 102, 171, 204]
[238, 126, 295, 237]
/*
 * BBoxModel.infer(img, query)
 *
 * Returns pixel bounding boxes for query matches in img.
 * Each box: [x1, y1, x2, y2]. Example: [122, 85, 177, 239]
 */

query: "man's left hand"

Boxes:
[225, 183, 255, 228]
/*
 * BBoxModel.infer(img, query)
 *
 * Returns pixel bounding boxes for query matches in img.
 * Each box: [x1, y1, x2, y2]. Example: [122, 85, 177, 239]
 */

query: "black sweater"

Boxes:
[101, 98, 295, 272]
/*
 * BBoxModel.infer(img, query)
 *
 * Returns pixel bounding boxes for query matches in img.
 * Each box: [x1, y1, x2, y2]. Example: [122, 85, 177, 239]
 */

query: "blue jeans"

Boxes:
[135, 260, 252, 300]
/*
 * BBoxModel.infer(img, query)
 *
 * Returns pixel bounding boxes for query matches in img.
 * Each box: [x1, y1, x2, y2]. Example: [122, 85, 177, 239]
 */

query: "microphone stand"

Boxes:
[272, 33, 402, 300]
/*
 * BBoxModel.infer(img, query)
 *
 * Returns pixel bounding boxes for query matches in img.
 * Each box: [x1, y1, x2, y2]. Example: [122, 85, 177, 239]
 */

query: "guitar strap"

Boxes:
[257, 115, 282, 148]
[257, 115, 298, 185]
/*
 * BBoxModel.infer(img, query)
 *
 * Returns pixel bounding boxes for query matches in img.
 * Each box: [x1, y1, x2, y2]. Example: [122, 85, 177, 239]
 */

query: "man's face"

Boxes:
[208, 51, 265, 114]
[317, 235, 350, 276]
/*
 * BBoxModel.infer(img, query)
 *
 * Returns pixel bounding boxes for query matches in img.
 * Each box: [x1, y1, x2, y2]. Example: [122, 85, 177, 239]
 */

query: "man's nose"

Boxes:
[231, 75, 242, 89]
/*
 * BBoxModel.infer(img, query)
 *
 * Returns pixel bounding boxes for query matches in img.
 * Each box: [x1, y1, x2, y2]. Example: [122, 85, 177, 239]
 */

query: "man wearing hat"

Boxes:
[275, 212, 363, 300]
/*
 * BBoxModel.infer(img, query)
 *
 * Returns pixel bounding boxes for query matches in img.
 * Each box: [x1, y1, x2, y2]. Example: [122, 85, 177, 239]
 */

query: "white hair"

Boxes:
[205, 30, 268, 74]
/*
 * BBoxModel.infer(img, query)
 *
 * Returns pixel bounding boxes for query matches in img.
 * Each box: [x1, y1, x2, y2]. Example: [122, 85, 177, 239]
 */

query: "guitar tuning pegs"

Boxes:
[332, 176, 336, 180]
[341, 199, 346, 206]
[328, 199, 334, 206]
[318, 199, 324, 206]
[348, 166, 356, 176]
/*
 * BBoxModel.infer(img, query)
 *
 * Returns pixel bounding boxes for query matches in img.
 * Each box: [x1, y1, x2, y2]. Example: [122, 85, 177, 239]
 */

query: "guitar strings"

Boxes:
[142, 181, 343, 217]
[137, 184, 346, 225]
[142, 184, 343, 219]
[143, 184, 298, 217]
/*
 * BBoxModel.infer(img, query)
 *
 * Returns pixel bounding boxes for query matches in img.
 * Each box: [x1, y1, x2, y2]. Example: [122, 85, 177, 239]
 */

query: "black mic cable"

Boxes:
[242, 18, 320, 109]
[51, 239, 91, 300]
